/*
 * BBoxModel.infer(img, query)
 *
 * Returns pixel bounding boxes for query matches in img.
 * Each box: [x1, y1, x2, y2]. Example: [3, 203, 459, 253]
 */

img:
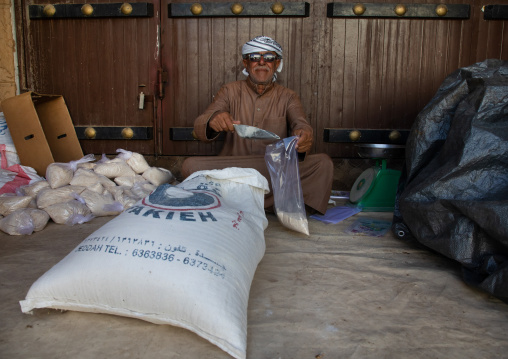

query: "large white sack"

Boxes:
[20, 167, 269, 359]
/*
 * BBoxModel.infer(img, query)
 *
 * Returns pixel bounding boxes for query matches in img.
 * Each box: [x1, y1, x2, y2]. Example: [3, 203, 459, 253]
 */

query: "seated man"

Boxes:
[182, 36, 333, 214]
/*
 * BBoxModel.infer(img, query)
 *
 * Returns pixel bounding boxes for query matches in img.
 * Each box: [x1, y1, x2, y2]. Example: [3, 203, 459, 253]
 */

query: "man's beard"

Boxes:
[249, 68, 274, 85]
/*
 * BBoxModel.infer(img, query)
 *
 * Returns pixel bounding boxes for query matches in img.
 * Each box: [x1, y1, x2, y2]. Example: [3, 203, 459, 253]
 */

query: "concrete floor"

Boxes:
[2, 209, 508, 359]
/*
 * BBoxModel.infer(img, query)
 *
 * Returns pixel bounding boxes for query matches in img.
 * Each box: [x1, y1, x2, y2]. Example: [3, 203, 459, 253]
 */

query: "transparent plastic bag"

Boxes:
[0, 209, 35, 235]
[0, 208, 49, 235]
[46, 154, 96, 189]
[116, 148, 150, 174]
[265, 136, 309, 235]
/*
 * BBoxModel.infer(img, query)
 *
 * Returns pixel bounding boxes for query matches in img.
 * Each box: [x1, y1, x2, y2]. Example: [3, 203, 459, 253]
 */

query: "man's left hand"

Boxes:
[293, 129, 313, 153]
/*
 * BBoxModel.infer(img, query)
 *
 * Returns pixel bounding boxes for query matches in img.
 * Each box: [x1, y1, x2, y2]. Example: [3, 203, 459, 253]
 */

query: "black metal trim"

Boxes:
[170, 127, 409, 143]
[29, 3, 154, 19]
[323, 129, 409, 144]
[483, 5, 508, 20]
[168, 2, 310, 17]
[327, 3, 470, 19]
[170, 127, 226, 141]
[75, 126, 153, 140]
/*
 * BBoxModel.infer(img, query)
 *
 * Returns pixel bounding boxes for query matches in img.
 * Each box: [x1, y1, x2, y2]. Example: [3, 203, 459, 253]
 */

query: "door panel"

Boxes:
[19, 0, 160, 155]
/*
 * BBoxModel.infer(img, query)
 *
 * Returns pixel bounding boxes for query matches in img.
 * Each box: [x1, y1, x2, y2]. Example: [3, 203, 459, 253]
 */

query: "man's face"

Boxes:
[243, 51, 281, 85]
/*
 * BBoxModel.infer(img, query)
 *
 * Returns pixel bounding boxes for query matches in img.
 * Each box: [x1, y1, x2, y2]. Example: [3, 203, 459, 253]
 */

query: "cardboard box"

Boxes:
[1, 92, 84, 176]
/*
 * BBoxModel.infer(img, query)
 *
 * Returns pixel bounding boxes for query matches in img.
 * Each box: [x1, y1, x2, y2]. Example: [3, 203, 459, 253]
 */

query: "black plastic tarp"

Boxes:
[393, 59, 508, 301]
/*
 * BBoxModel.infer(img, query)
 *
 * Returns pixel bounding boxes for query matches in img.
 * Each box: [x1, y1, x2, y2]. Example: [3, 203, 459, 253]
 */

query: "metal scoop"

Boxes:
[233, 124, 280, 140]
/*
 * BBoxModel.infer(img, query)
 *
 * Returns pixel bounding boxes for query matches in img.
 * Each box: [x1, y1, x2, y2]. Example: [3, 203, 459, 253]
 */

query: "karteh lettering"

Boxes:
[126, 205, 218, 222]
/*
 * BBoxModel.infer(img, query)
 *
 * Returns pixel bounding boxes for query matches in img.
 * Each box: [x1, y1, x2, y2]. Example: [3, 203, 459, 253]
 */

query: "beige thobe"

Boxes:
[182, 78, 333, 214]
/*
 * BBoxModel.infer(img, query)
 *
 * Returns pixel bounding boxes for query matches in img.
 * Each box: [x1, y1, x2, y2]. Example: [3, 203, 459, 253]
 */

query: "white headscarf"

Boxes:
[242, 36, 283, 81]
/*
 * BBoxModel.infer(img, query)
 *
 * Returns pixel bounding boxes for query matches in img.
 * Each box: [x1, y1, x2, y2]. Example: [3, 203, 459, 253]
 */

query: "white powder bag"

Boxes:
[29, 209, 50, 231]
[115, 192, 138, 210]
[265, 137, 309, 235]
[78, 189, 123, 217]
[69, 168, 101, 187]
[77, 162, 96, 170]
[116, 149, 151, 174]
[20, 168, 269, 359]
[45, 163, 74, 189]
[45, 200, 93, 225]
[87, 182, 105, 194]
[130, 181, 156, 199]
[46, 155, 96, 189]
[69, 170, 104, 194]
[97, 174, 117, 189]
[94, 161, 135, 179]
[142, 167, 174, 186]
[105, 185, 124, 199]
[107, 186, 139, 210]
[36, 186, 86, 209]
[0, 208, 49, 235]
[114, 175, 145, 187]
[276, 210, 310, 234]
[0, 195, 33, 216]
[17, 180, 50, 198]
[28, 197, 37, 209]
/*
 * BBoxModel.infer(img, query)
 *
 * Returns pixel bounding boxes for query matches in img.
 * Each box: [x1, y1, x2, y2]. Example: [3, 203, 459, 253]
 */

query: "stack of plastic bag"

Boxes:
[0, 148, 177, 235]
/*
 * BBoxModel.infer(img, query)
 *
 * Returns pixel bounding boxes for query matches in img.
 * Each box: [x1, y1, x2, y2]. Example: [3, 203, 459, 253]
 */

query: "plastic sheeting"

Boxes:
[393, 59, 508, 302]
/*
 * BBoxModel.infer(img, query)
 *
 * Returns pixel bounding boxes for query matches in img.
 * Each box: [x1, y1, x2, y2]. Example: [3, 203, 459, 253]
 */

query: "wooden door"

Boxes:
[16, 0, 160, 156]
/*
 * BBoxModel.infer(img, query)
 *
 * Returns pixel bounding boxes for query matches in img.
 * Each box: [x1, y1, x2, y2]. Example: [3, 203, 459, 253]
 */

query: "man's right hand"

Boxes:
[208, 112, 240, 133]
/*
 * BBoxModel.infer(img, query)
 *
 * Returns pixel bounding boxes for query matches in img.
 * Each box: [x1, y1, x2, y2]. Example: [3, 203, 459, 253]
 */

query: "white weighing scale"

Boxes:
[349, 144, 405, 212]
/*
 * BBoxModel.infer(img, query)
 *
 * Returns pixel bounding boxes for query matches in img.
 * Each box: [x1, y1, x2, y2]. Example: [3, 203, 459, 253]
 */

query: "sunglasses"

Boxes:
[244, 53, 279, 62]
